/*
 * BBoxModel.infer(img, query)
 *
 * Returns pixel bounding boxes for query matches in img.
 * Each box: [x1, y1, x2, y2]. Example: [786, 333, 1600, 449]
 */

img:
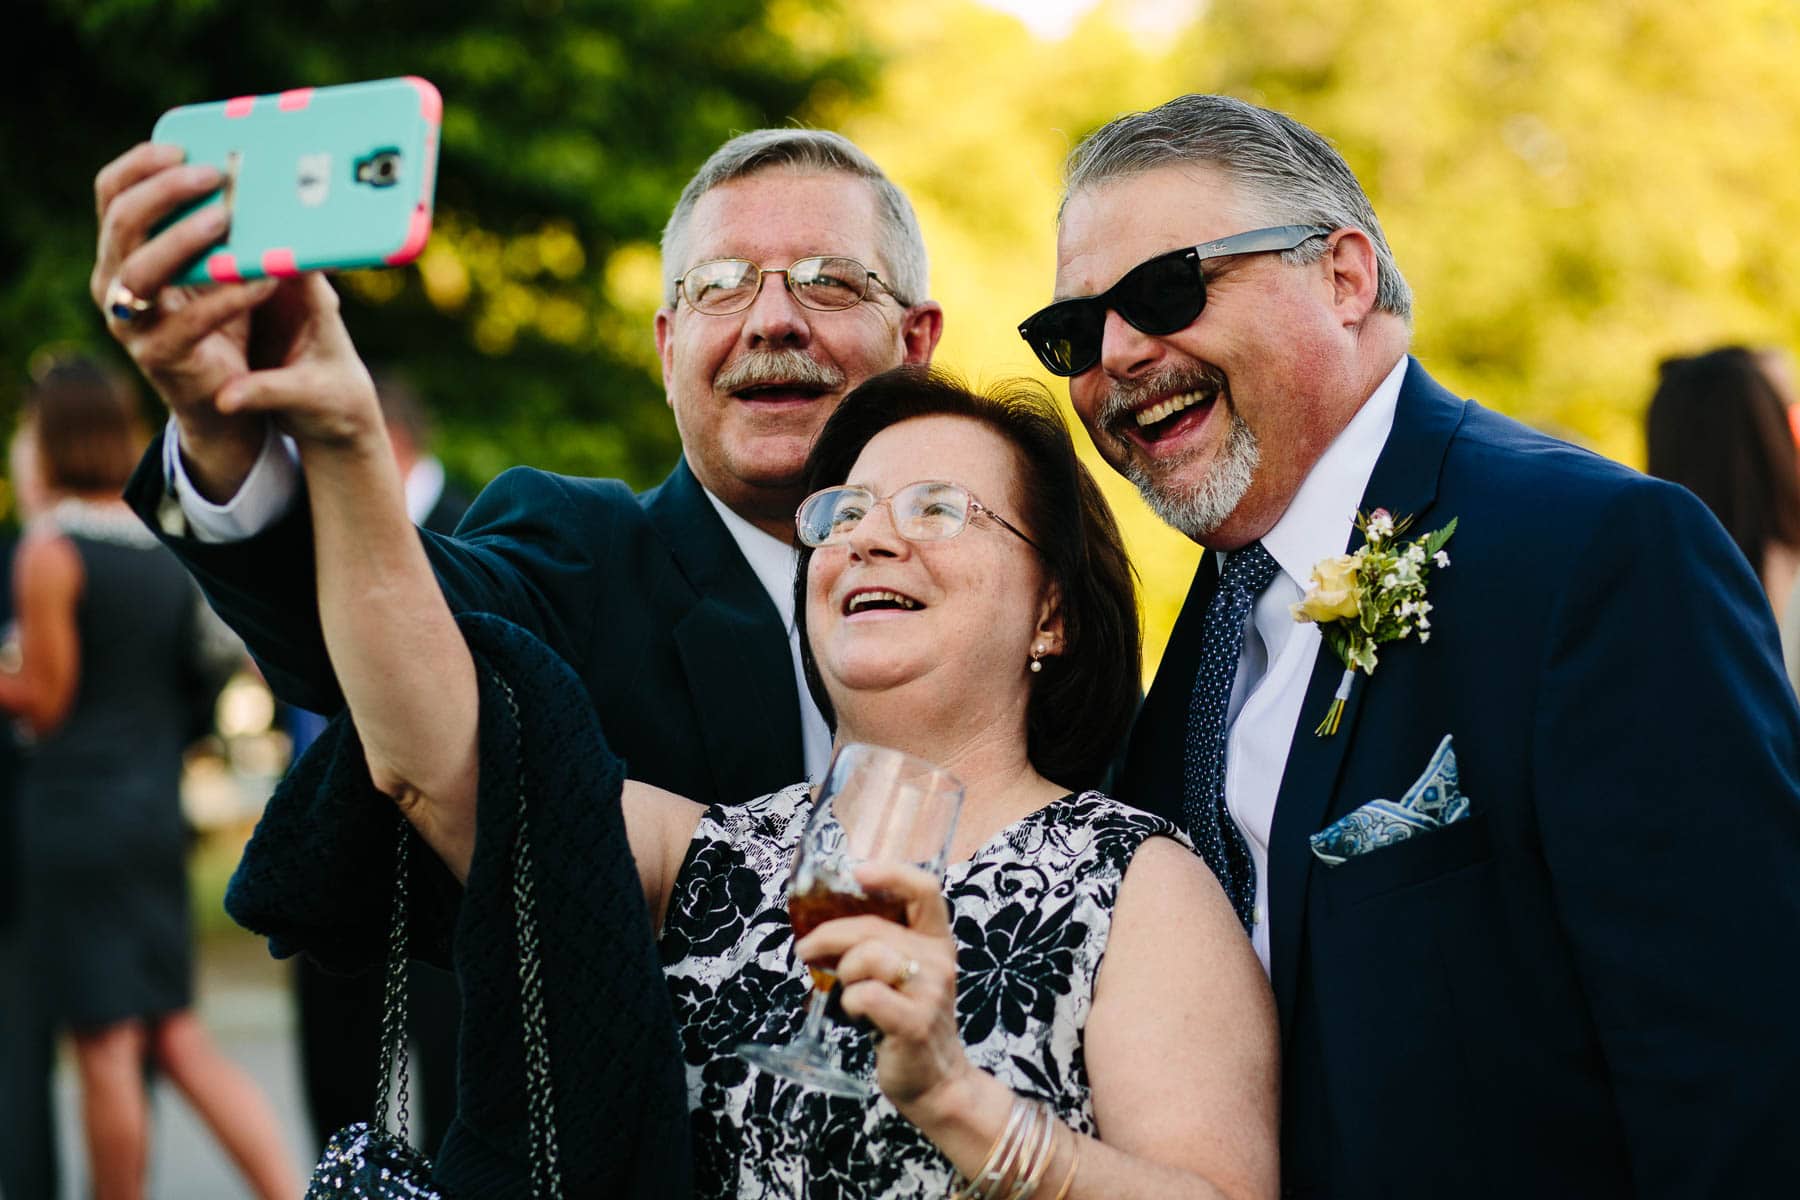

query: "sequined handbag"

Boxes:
[306, 674, 562, 1199]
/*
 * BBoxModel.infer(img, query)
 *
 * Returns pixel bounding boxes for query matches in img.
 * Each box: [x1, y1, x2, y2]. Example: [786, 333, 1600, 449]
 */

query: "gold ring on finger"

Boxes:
[892, 957, 921, 989]
[105, 278, 156, 323]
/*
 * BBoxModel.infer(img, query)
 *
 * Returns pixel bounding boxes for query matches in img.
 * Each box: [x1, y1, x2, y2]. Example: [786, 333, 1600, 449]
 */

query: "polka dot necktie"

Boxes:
[1182, 541, 1280, 933]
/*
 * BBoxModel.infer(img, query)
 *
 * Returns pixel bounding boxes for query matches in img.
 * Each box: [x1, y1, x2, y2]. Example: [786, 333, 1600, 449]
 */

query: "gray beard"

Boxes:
[1121, 412, 1260, 539]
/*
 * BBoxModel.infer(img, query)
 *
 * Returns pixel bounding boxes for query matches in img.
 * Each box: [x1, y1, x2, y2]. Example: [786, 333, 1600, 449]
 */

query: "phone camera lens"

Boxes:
[355, 150, 402, 188]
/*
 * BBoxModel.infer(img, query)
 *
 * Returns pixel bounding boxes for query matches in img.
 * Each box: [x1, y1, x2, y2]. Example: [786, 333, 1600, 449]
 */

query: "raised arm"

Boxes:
[204, 275, 484, 875]
[101, 143, 598, 719]
[194, 275, 702, 917]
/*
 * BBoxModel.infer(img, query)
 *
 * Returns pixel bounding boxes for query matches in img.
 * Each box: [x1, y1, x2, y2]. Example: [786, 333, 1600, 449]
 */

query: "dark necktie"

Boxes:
[1182, 541, 1280, 933]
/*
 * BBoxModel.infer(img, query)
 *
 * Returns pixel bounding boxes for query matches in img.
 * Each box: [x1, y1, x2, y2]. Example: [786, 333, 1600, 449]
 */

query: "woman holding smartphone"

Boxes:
[229, 361, 1279, 1198]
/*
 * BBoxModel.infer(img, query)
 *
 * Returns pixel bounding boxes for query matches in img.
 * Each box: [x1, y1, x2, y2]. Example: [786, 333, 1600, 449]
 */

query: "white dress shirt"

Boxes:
[164, 417, 832, 782]
[1214, 355, 1406, 975]
[164, 418, 301, 544]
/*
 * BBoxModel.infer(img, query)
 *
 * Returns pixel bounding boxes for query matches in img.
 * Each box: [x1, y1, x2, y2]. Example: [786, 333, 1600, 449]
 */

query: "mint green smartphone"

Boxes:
[151, 76, 441, 285]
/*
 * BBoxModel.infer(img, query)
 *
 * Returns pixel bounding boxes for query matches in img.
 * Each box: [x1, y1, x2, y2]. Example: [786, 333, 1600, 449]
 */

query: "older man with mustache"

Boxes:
[98, 129, 942, 815]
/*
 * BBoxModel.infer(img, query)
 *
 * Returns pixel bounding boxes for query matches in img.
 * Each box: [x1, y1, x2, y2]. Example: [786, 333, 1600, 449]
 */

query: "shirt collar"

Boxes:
[702, 487, 800, 634]
[1256, 354, 1409, 590]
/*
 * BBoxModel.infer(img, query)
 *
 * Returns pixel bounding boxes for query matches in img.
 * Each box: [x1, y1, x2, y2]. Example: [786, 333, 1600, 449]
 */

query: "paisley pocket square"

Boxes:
[1309, 734, 1468, 866]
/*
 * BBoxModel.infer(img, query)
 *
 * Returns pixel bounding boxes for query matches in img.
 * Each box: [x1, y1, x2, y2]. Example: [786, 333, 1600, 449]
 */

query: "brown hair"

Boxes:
[25, 355, 146, 493]
[1647, 346, 1800, 576]
[795, 366, 1141, 791]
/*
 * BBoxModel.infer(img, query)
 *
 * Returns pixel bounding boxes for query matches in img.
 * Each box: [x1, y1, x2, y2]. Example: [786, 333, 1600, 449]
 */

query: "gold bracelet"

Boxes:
[1009, 1102, 1059, 1200]
[950, 1097, 1031, 1200]
[1048, 1124, 1082, 1200]
[985, 1100, 1041, 1199]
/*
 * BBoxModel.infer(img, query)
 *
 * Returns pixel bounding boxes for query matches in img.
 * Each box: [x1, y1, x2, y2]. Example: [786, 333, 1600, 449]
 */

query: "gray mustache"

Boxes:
[715, 349, 846, 394]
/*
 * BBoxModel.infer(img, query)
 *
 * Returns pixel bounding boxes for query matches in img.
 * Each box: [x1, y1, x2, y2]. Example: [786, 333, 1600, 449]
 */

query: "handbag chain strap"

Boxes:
[374, 816, 415, 1141]
[368, 670, 564, 1198]
[498, 672, 563, 1198]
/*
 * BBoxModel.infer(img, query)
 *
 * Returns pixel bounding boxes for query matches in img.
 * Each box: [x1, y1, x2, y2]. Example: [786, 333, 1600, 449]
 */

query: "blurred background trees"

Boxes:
[7, 0, 1800, 666]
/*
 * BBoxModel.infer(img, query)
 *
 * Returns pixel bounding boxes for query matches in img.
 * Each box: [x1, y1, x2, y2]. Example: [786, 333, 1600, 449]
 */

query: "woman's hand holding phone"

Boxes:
[89, 78, 440, 500]
[92, 141, 294, 500]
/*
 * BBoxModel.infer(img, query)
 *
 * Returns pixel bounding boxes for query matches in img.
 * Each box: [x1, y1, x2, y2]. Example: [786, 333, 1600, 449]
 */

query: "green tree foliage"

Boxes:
[1, 0, 876, 492]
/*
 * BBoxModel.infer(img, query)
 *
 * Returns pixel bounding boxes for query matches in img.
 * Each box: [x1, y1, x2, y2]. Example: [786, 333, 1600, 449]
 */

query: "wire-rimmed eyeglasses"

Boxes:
[674, 256, 900, 316]
[796, 481, 1038, 550]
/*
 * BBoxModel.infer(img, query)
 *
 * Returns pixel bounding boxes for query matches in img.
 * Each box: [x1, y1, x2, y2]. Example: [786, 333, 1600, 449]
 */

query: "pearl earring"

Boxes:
[1029, 642, 1046, 673]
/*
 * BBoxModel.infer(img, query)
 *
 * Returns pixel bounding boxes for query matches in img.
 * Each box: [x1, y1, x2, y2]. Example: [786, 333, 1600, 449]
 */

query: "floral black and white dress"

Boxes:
[659, 782, 1189, 1199]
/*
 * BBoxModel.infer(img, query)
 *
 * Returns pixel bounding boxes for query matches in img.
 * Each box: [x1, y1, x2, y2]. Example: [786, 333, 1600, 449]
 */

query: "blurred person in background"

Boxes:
[0, 414, 57, 1200]
[1756, 344, 1798, 408]
[1753, 344, 1800, 448]
[1647, 345, 1800, 695]
[0, 356, 297, 1200]
[376, 366, 475, 539]
[289, 365, 467, 1159]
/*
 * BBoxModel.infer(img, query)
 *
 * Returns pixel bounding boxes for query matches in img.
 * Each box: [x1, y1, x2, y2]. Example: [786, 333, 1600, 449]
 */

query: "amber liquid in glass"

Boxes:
[788, 883, 907, 992]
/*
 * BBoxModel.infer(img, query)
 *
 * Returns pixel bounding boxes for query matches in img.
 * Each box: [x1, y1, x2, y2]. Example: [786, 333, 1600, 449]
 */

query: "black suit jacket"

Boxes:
[1120, 361, 1800, 1197]
[125, 444, 804, 808]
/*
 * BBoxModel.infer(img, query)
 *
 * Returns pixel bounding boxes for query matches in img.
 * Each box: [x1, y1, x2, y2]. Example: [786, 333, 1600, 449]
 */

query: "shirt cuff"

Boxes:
[164, 417, 300, 543]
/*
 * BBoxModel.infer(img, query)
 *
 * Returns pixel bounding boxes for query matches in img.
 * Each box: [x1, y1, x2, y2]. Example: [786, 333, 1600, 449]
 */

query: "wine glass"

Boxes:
[736, 741, 964, 1098]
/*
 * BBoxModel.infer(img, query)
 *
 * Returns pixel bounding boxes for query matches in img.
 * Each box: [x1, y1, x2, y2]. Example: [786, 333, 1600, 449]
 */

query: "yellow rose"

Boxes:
[1291, 554, 1361, 623]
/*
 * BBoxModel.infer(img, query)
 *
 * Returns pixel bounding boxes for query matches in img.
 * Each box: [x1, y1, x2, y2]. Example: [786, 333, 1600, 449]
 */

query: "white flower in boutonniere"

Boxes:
[1290, 508, 1458, 736]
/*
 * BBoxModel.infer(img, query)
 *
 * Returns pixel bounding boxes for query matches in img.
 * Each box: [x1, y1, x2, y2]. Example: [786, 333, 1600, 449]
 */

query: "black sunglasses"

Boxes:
[1017, 224, 1333, 377]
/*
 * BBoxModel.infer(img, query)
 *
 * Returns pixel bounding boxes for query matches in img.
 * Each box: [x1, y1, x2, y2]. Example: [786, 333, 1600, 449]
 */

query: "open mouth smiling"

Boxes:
[843, 588, 924, 616]
[734, 381, 832, 404]
[1118, 383, 1223, 450]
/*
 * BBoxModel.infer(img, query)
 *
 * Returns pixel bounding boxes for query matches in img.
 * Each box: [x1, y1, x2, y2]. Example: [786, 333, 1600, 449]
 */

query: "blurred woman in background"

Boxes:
[1647, 345, 1800, 695]
[0, 356, 296, 1199]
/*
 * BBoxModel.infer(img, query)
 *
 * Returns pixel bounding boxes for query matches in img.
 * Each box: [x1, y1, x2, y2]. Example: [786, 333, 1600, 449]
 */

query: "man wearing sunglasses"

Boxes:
[1028, 94, 1800, 1197]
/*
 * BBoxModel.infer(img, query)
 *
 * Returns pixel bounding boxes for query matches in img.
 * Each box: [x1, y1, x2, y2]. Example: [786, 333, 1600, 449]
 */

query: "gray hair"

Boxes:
[1062, 95, 1412, 321]
[660, 129, 929, 309]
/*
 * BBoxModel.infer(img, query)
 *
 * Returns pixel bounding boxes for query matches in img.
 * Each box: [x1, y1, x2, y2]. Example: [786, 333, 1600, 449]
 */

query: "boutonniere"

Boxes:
[1290, 508, 1458, 736]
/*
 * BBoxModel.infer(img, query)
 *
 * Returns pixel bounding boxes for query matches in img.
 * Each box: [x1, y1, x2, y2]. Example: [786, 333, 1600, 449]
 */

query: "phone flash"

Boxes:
[296, 153, 331, 207]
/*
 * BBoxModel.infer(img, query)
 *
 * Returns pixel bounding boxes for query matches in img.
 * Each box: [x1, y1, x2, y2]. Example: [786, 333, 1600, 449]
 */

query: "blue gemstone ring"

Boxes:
[105, 278, 155, 322]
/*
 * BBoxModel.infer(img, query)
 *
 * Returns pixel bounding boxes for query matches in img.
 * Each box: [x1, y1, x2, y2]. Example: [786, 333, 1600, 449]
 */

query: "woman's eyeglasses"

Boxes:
[796, 481, 1038, 550]
[674, 256, 900, 316]
[1016, 224, 1332, 377]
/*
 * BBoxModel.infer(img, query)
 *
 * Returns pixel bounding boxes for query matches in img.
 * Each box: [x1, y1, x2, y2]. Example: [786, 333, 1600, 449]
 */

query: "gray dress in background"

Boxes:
[20, 501, 230, 1030]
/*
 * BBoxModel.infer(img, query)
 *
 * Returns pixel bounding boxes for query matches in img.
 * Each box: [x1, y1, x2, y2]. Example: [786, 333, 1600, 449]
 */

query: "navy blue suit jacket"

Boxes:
[1119, 361, 1800, 1197]
[124, 445, 804, 808]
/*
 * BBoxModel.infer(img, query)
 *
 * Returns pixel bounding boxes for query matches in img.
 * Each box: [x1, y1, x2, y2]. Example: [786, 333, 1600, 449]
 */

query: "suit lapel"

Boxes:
[645, 460, 805, 801]
[1267, 359, 1468, 1036]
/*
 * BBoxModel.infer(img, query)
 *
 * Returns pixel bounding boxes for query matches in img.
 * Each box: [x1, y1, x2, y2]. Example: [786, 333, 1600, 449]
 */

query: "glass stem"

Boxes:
[796, 985, 833, 1050]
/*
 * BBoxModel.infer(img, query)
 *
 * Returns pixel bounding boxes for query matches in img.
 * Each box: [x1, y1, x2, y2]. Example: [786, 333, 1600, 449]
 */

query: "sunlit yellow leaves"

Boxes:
[537, 223, 587, 279]
[418, 242, 472, 312]
[605, 243, 665, 316]
[826, 0, 1800, 676]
